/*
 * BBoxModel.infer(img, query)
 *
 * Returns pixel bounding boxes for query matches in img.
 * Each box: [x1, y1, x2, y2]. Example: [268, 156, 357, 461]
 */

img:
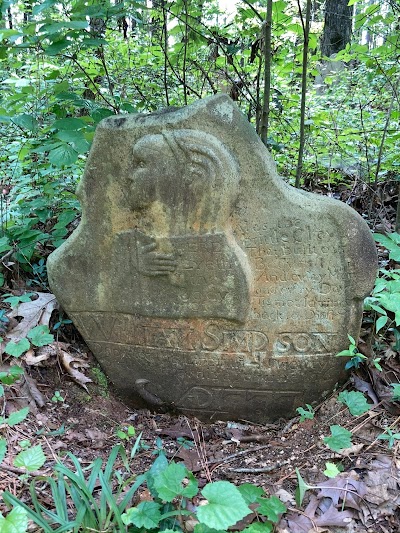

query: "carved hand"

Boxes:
[137, 241, 177, 277]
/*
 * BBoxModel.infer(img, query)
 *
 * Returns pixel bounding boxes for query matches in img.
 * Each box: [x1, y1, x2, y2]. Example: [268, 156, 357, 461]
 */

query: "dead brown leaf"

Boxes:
[6, 292, 58, 345]
[58, 350, 92, 391]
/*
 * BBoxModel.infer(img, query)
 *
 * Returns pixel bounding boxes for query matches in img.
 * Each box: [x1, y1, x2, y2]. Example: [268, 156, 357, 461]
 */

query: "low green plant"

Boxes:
[296, 403, 315, 422]
[51, 390, 64, 403]
[363, 233, 400, 337]
[116, 425, 136, 441]
[377, 427, 400, 449]
[336, 334, 381, 370]
[336, 335, 367, 369]
[2, 444, 287, 532]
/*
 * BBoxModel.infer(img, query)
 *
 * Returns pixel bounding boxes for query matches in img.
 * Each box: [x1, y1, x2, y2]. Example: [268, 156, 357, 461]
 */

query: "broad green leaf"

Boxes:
[52, 117, 86, 130]
[44, 39, 71, 56]
[338, 391, 370, 416]
[27, 325, 54, 347]
[324, 462, 341, 478]
[197, 481, 251, 530]
[48, 144, 78, 167]
[5, 339, 30, 358]
[154, 462, 198, 501]
[55, 130, 90, 154]
[39, 20, 88, 32]
[376, 315, 388, 333]
[0, 384, 4, 397]
[391, 383, 400, 401]
[0, 437, 6, 463]
[14, 445, 46, 471]
[7, 407, 29, 427]
[12, 114, 38, 131]
[122, 501, 162, 528]
[324, 425, 352, 452]
[257, 495, 286, 522]
[238, 483, 264, 504]
[0, 506, 28, 533]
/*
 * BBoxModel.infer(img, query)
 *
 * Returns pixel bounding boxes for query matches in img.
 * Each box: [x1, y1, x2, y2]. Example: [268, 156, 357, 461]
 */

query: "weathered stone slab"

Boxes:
[47, 95, 377, 422]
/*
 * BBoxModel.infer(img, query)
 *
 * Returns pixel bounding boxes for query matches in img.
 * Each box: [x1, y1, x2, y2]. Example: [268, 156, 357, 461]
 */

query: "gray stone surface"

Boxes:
[47, 95, 377, 422]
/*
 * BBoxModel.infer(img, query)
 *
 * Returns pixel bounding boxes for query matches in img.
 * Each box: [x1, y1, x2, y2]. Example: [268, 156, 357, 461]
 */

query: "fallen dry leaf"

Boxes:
[58, 350, 92, 391]
[23, 347, 53, 366]
[6, 292, 58, 345]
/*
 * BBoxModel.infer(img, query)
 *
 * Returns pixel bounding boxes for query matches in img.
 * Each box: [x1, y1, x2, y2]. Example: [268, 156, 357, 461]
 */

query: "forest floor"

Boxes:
[0, 179, 400, 533]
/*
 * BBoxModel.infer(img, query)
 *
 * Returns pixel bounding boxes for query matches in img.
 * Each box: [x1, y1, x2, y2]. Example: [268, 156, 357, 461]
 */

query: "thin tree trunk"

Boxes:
[260, 0, 272, 147]
[7, 7, 13, 29]
[295, 0, 312, 188]
[183, 0, 188, 105]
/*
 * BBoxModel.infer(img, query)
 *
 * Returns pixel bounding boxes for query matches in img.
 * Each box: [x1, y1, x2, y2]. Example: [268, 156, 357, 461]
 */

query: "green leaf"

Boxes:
[122, 501, 162, 528]
[0, 366, 24, 385]
[324, 462, 341, 478]
[55, 130, 90, 153]
[324, 425, 352, 452]
[27, 325, 54, 347]
[256, 495, 286, 523]
[7, 407, 29, 427]
[295, 468, 311, 507]
[44, 39, 71, 56]
[0, 437, 7, 464]
[4, 338, 30, 357]
[338, 391, 370, 416]
[296, 404, 314, 422]
[347, 334, 356, 345]
[376, 315, 388, 333]
[197, 481, 251, 530]
[0, 236, 12, 254]
[12, 113, 38, 131]
[391, 383, 400, 401]
[0, 506, 28, 533]
[48, 144, 78, 167]
[13, 445, 46, 471]
[238, 483, 264, 504]
[146, 452, 168, 495]
[3, 294, 33, 308]
[154, 462, 198, 501]
[52, 117, 86, 130]
[194, 526, 226, 533]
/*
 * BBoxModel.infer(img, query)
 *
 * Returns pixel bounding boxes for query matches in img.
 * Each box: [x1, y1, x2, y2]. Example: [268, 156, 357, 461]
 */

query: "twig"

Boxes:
[0, 463, 46, 476]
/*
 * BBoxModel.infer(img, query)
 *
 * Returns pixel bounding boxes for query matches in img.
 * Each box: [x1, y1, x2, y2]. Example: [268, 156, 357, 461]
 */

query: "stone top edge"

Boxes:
[98, 94, 237, 130]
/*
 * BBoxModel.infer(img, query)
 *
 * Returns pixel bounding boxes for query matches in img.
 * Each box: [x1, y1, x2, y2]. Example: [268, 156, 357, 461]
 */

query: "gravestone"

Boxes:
[47, 95, 377, 423]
